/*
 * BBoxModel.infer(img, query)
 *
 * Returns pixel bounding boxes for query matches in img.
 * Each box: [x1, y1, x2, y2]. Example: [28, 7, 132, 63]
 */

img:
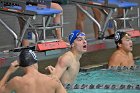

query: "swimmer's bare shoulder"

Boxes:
[49, 75, 67, 93]
[4, 76, 22, 93]
[41, 74, 67, 93]
[57, 51, 73, 66]
[109, 51, 122, 66]
[47, 74, 61, 85]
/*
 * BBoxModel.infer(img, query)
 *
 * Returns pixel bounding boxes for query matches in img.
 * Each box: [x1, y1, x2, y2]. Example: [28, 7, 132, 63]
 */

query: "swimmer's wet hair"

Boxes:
[19, 49, 37, 67]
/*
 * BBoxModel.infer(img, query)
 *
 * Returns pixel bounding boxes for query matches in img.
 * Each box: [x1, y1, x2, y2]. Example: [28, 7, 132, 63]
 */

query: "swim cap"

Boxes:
[114, 31, 129, 45]
[19, 49, 37, 67]
[68, 30, 85, 45]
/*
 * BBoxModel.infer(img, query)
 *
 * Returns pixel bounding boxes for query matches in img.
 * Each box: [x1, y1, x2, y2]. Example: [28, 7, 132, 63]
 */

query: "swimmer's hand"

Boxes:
[0, 61, 19, 88]
[8, 60, 19, 74]
[45, 66, 56, 75]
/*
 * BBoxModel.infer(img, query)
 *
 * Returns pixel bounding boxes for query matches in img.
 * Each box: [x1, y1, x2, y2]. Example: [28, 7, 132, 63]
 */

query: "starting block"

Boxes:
[37, 41, 68, 51]
[127, 30, 140, 38]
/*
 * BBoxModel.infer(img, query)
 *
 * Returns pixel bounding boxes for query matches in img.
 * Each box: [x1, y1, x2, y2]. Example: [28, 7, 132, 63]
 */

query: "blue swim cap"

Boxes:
[68, 30, 85, 45]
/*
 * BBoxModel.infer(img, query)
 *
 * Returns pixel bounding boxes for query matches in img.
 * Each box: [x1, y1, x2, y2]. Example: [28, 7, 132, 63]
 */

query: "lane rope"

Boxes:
[64, 84, 140, 90]
[108, 66, 140, 71]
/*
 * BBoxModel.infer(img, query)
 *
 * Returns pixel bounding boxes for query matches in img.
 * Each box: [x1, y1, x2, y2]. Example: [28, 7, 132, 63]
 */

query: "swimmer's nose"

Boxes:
[83, 40, 87, 45]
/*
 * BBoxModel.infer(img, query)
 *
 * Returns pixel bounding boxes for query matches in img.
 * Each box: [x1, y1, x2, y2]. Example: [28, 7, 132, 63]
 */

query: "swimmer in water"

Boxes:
[0, 49, 66, 93]
[108, 31, 135, 67]
[46, 30, 87, 84]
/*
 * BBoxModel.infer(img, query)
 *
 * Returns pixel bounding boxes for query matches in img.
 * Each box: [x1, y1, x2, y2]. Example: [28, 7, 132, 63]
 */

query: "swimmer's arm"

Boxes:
[0, 70, 11, 88]
[0, 61, 19, 88]
[130, 52, 135, 66]
[55, 56, 70, 79]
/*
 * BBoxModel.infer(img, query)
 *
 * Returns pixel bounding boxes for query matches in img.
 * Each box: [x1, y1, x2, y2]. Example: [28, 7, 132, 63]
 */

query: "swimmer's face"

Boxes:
[119, 34, 133, 52]
[73, 35, 87, 53]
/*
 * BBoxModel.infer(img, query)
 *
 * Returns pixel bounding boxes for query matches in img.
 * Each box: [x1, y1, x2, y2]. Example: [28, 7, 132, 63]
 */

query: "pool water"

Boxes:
[68, 59, 140, 93]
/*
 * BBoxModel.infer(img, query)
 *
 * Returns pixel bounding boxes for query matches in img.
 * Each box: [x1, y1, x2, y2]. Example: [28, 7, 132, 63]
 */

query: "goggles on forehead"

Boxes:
[77, 32, 86, 37]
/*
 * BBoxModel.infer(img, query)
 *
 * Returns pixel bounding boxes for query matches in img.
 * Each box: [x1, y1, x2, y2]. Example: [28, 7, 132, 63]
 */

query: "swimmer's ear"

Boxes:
[71, 43, 74, 48]
[117, 43, 122, 48]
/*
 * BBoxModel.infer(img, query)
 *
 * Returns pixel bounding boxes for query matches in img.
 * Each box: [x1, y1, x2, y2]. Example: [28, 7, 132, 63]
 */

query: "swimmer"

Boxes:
[108, 31, 135, 67]
[46, 30, 87, 84]
[0, 49, 66, 93]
